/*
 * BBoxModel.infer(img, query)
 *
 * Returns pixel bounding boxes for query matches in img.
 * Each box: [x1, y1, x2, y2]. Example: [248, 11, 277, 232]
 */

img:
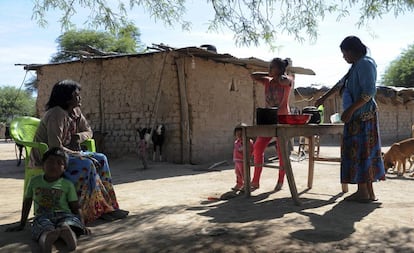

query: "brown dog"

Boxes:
[383, 138, 414, 176]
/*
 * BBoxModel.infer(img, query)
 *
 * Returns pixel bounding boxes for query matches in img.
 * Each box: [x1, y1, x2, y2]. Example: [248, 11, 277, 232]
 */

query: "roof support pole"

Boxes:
[175, 57, 191, 163]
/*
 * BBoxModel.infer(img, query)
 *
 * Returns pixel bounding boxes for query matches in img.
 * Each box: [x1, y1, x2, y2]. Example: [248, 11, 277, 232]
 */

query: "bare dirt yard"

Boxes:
[1, 141, 414, 253]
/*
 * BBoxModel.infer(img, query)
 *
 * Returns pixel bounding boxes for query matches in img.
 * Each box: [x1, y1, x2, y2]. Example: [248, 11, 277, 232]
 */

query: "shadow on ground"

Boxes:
[2, 195, 414, 253]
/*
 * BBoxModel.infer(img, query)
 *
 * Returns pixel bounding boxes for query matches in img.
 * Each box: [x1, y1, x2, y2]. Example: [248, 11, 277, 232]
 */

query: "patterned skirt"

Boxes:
[64, 152, 119, 224]
[341, 112, 386, 184]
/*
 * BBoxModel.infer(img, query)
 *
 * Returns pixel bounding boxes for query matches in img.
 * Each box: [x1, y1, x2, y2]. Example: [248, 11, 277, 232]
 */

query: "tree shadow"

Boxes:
[0, 158, 24, 180]
[2, 200, 414, 253]
[0, 153, 235, 185]
[109, 157, 234, 185]
[194, 190, 343, 224]
[291, 200, 382, 242]
[0, 206, 284, 253]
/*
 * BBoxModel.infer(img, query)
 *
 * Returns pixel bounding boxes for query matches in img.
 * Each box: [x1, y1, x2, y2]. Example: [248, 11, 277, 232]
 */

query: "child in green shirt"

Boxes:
[6, 147, 89, 253]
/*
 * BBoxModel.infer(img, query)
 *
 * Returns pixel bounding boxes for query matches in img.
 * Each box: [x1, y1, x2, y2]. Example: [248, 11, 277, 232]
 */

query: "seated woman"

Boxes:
[30, 79, 128, 223]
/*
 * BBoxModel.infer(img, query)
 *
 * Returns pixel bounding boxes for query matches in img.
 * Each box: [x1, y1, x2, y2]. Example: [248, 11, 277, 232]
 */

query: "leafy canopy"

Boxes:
[51, 24, 145, 62]
[381, 44, 414, 87]
[0, 86, 36, 122]
[32, 0, 414, 46]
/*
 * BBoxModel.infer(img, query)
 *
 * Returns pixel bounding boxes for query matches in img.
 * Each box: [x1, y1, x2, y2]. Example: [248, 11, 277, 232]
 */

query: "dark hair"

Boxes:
[269, 58, 290, 74]
[46, 80, 81, 110]
[340, 36, 367, 57]
[42, 147, 69, 169]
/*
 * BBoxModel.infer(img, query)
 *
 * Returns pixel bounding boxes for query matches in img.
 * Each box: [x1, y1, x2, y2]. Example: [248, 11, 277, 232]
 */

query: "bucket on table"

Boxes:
[302, 106, 321, 124]
[330, 113, 342, 123]
[256, 107, 278, 125]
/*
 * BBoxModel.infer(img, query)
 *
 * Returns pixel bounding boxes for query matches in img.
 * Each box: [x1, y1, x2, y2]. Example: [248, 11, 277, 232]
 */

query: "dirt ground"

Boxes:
[1, 141, 414, 253]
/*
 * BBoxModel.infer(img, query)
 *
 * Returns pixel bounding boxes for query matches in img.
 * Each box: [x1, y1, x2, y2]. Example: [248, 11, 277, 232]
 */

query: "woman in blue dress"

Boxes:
[31, 80, 128, 222]
[316, 36, 385, 203]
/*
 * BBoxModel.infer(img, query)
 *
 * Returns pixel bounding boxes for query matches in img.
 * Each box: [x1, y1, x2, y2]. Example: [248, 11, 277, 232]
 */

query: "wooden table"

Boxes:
[241, 123, 344, 205]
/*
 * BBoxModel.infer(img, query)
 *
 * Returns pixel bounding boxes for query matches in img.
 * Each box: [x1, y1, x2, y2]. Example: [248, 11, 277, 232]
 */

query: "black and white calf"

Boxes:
[137, 124, 166, 166]
[152, 124, 165, 161]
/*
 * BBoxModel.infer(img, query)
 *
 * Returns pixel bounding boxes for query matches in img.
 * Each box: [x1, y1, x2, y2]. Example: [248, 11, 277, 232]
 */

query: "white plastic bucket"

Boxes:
[330, 113, 342, 123]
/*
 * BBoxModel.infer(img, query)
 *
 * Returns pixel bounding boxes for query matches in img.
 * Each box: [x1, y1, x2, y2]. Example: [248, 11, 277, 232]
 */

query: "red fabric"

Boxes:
[233, 138, 254, 188]
[263, 79, 291, 115]
[252, 137, 285, 187]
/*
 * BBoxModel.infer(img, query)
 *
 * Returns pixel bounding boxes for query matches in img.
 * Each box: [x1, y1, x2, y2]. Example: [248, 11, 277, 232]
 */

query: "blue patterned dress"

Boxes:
[340, 56, 386, 184]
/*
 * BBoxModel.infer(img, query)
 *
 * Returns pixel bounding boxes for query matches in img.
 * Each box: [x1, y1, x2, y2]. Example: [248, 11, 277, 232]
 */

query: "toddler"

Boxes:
[231, 123, 254, 192]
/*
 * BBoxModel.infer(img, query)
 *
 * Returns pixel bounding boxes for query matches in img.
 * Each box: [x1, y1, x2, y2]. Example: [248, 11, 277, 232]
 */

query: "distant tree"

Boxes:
[51, 24, 145, 63]
[112, 24, 144, 53]
[381, 44, 414, 87]
[24, 77, 38, 95]
[31, 0, 414, 46]
[0, 86, 36, 122]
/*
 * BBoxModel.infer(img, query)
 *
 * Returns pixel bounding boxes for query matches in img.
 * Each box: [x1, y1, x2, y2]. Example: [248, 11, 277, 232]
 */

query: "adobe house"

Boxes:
[24, 45, 414, 164]
[25, 45, 276, 164]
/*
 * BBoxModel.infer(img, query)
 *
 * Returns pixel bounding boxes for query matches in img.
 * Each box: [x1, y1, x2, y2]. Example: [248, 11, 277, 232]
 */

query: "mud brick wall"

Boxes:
[33, 51, 414, 163]
[34, 52, 266, 164]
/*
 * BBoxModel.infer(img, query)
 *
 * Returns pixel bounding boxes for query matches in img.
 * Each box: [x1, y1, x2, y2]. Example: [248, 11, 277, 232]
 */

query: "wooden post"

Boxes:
[175, 57, 191, 163]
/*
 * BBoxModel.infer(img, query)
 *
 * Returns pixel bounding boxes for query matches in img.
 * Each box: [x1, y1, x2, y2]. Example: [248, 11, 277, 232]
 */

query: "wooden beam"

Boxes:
[175, 57, 191, 163]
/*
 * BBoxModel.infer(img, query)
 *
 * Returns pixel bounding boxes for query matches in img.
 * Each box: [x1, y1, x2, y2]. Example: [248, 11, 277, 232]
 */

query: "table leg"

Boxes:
[279, 135, 301, 205]
[339, 135, 348, 193]
[242, 127, 251, 197]
[308, 135, 315, 189]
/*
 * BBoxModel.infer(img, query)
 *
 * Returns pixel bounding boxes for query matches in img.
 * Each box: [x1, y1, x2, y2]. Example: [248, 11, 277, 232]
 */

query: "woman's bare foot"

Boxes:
[39, 229, 60, 253]
[344, 191, 371, 203]
[366, 182, 378, 201]
[59, 224, 77, 251]
[369, 194, 378, 201]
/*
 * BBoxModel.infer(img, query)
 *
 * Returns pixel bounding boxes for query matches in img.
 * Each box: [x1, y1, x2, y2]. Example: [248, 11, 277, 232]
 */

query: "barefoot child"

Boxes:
[231, 123, 254, 192]
[6, 147, 89, 253]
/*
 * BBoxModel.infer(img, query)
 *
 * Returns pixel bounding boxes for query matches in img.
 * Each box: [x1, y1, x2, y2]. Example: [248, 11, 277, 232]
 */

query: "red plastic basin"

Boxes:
[278, 114, 311, 125]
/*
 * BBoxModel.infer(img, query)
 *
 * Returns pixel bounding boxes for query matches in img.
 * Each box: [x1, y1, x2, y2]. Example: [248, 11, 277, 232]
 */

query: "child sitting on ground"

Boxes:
[6, 147, 89, 253]
[231, 123, 254, 192]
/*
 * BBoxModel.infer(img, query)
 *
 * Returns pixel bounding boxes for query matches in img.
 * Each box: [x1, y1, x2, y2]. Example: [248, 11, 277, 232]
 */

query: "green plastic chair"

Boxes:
[9, 116, 96, 197]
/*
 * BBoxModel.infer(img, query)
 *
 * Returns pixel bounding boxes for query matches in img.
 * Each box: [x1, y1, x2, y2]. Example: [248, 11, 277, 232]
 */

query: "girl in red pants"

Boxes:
[232, 123, 254, 192]
[251, 58, 293, 191]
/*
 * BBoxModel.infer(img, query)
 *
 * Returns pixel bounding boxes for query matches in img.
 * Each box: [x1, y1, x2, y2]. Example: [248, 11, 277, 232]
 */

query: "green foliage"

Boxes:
[24, 77, 38, 95]
[0, 86, 36, 122]
[110, 24, 144, 53]
[50, 24, 145, 62]
[31, 0, 414, 47]
[381, 44, 414, 87]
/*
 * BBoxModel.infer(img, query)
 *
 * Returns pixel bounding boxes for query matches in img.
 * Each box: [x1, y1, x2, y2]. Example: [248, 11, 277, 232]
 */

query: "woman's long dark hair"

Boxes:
[340, 36, 367, 57]
[46, 80, 81, 110]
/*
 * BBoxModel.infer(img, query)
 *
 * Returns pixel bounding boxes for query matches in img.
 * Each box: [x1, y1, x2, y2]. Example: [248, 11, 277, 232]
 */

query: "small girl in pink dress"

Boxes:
[231, 123, 254, 192]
